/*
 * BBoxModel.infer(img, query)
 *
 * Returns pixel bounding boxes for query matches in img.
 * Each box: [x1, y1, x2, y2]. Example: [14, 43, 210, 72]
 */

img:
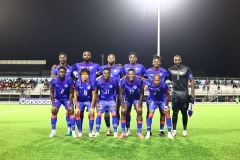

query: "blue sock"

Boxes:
[121, 120, 126, 133]
[76, 115, 82, 133]
[147, 114, 153, 132]
[166, 114, 172, 132]
[89, 116, 94, 133]
[137, 121, 142, 133]
[66, 112, 71, 129]
[160, 120, 165, 131]
[51, 115, 57, 130]
[126, 112, 131, 129]
[112, 115, 118, 133]
[96, 113, 102, 132]
[70, 115, 75, 131]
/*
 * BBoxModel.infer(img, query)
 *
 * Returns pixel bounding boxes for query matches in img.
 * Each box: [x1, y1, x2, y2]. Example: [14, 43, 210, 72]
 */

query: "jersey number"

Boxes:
[61, 89, 64, 94]
[84, 90, 88, 96]
[105, 90, 109, 94]
[129, 90, 134, 94]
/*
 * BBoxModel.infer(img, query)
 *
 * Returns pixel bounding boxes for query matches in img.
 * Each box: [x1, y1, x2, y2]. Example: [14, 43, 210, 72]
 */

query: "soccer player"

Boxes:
[72, 51, 101, 81]
[100, 53, 123, 135]
[122, 52, 146, 135]
[51, 52, 73, 78]
[49, 67, 76, 138]
[144, 74, 174, 139]
[168, 55, 195, 137]
[95, 68, 119, 138]
[119, 69, 144, 139]
[51, 52, 74, 136]
[144, 55, 170, 136]
[74, 68, 97, 138]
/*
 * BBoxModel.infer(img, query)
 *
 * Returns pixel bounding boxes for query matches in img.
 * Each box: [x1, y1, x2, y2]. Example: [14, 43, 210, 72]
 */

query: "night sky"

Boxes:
[0, 0, 239, 77]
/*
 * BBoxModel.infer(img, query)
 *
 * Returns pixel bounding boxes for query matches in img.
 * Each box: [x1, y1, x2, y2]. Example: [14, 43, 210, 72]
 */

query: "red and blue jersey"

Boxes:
[100, 64, 123, 84]
[144, 79, 170, 102]
[95, 77, 119, 101]
[51, 65, 73, 78]
[72, 62, 101, 82]
[144, 67, 169, 82]
[50, 76, 74, 100]
[123, 63, 146, 76]
[120, 77, 144, 101]
[74, 79, 96, 102]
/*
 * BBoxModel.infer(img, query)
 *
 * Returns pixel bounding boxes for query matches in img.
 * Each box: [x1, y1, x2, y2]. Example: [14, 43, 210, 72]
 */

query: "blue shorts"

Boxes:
[124, 99, 139, 110]
[148, 100, 169, 112]
[54, 99, 72, 110]
[78, 101, 92, 112]
[98, 100, 116, 113]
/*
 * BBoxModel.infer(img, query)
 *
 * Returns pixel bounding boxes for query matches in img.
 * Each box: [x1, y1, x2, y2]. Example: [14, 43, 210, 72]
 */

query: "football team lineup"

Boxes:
[48, 51, 194, 139]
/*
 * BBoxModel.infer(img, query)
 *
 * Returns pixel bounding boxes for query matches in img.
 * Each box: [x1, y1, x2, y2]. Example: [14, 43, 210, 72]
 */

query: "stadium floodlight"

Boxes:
[128, 0, 183, 57]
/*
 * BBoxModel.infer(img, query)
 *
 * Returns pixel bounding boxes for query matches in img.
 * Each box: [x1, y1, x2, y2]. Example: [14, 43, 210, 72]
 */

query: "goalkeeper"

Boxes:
[168, 55, 195, 137]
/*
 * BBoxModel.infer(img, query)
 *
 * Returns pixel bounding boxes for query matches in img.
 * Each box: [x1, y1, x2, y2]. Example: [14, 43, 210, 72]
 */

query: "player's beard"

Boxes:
[108, 62, 115, 66]
[83, 58, 91, 63]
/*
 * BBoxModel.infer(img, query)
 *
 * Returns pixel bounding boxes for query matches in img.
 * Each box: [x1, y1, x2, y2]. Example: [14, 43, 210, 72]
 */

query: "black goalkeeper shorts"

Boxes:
[171, 91, 190, 111]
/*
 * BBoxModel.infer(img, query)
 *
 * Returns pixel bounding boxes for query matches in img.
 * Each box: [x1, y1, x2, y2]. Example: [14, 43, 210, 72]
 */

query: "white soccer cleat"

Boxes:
[49, 131, 56, 138]
[77, 132, 82, 138]
[94, 132, 100, 138]
[126, 129, 131, 136]
[145, 133, 150, 139]
[167, 132, 174, 139]
[88, 133, 94, 138]
[172, 130, 177, 137]
[113, 133, 118, 138]
[72, 132, 77, 138]
[91, 131, 96, 136]
[183, 130, 188, 137]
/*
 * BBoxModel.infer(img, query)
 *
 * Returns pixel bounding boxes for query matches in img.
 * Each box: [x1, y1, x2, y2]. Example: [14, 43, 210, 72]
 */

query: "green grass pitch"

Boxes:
[0, 104, 240, 160]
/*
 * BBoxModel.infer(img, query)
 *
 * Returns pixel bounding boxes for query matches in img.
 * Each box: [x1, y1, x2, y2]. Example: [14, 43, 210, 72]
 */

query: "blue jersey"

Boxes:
[74, 79, 96, 102]
[100, 64, 123, 84]
[51, 65, 73, 78]
[120, 77, 144, 101]
[144, 67, 169, 82]
[144, 79, 169, 102]
[95, 77, 119, 101]
[72, 62, 101, 82]
[123, 63, 146, 76]
[50, 77, 74, 100]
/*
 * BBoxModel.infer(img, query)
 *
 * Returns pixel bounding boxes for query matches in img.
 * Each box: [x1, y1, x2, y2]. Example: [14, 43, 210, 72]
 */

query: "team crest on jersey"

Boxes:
[133, 86, 137, 89]
[65, 84, 68, 88]
[135, 68, 138, 70]
[114, 69, 117, 72]
[87, 86, 91, 90]
[159, 73, 162, 76]
[109, 85, 113, 88]
[90, 66, 93, 70]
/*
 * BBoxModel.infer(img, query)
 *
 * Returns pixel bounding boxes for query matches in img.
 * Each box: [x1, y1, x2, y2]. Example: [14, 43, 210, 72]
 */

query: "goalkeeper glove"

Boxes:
[188, 100, 194, 117]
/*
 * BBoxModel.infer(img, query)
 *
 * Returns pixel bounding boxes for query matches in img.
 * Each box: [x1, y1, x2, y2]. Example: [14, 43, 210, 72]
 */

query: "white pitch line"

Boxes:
[0, 106, 48, 114]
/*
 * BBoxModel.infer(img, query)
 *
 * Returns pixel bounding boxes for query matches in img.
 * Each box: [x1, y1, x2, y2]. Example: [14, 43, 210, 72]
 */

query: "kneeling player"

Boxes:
[119, 69, 144, 139]
[49, 67, 76, 138]
[144, 74, 174, 139]
[74, 68, 97, 138]
[95, 68, 119, 138]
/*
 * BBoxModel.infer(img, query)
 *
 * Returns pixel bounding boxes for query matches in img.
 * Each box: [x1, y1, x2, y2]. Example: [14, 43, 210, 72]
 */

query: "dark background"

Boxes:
[0, 0, 239, 77]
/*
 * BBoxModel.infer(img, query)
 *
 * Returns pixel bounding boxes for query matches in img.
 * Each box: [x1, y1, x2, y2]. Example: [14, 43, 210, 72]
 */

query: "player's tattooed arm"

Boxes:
[139, 87, 144, 108]
[73, 90, 80, 115]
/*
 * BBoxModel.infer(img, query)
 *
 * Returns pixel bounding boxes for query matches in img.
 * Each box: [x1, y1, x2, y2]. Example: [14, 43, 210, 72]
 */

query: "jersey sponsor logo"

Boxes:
[170, 70, 187, 75]
[19, 98, 51, 105]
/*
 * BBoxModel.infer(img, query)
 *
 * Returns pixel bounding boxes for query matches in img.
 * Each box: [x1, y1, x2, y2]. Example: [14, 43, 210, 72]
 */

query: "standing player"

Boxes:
[94, 68, 119, 138]
[49, 67, 76, 138]
[144, 74, 174, 139]
[122, 52, 146, 135]
[51, 52, 74, 136]
[144, 55, 169, 136]
[119, 69, 144, 139]
[74, 68, 97, 138]
[168, 55, 195, 137]
[100, 53, 123, 135]
[72, 51, 101, 130]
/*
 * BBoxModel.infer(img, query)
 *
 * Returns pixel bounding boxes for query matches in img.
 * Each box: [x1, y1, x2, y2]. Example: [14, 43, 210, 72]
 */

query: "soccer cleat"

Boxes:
[77, 132, 82, 138]
[72, 132, 77, 138]
[49, 131, 56, 138]
[145, 133, 150, 139]
[137, 133, 144, 139]
[118, 133, 126, 139]
[167, 132, 174, 139]
[172, 130, 177, 137]
[183, 130, 188, 137]
[105, 130, 112, 136]
[159, 131, 165, 136]
[113, 133, 118, 138]
[88, 133, 94, 138]
[126, 129, 131, 136]
[91, 131, 96, 136]
[66, 130, 72, 136]
[94, 132, 100, 138]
